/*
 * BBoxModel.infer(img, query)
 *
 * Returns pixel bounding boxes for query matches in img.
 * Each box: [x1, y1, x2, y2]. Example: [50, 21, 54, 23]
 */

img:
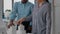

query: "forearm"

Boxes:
[10, 20, 14, 23]
[24, 15, 32, 22]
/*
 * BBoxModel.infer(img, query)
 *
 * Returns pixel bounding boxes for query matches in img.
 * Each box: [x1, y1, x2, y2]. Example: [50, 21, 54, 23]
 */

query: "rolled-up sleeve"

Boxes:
[25, 4, 34, 21]
[9, 2, 18, 20]
[25, 14, 32, 21]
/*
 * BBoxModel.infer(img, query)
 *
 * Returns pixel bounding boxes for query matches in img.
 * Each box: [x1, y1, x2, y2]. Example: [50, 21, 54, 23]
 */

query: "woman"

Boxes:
[17, 0, 51, 34]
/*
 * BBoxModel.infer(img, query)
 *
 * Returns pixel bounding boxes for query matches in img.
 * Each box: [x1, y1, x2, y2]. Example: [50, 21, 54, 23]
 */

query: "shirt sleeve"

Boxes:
[30, 4, 34, 13]
[45, 4, 51, 34]
[25, 4, 34, 21]
[9, 2, 18, 20]
[25, 14, 32, 21]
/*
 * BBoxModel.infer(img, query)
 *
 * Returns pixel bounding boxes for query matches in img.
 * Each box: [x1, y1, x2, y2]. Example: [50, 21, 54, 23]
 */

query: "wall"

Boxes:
[0, 0, 3, 28]
[0, 0, 5, 29]
[54, 0, 60, 34]
[0, 0, 7, 34]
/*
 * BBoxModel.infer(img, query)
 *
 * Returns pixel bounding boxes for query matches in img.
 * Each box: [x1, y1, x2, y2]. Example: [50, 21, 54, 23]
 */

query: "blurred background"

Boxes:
[0, 0, 60, 34]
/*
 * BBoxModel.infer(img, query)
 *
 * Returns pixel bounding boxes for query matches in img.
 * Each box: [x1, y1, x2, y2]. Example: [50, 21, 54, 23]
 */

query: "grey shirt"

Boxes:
[25, 2, 51, 34]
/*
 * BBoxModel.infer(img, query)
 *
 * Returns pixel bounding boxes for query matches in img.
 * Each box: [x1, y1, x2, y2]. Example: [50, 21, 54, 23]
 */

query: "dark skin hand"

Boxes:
[7, 18, 25, 28]
[7, 20, 15, 28]
[7, 0, 28, 28]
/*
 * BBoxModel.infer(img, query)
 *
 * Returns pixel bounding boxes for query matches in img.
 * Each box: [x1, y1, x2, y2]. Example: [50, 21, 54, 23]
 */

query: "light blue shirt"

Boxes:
[9, 2, 34, 21]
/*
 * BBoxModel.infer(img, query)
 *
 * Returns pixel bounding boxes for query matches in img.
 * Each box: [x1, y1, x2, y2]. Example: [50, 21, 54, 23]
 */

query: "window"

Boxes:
[3, 0, 12, 19]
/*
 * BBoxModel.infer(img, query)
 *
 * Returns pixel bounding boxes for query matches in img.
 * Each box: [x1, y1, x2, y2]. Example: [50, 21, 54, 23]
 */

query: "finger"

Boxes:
[12, 23, 15, 26]
[10, 23, 14, 26]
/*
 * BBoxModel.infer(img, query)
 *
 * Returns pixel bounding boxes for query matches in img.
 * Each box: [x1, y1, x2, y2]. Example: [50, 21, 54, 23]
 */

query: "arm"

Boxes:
[42, 3, 51, 34]
[8, 2, 18, 28]
[24, 5, 34, 21]
[45, 4, 51, 34]
[9, 2, 18, 21]
[16, 4, 34, 25]
[46, 9, 51, 34]
[25, 4, 34, 21]
[25, 14, 32, 21]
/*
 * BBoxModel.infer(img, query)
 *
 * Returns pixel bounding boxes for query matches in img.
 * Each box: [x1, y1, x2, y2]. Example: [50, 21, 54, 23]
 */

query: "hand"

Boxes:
[28, 27, 32, 30]
[7, 21, 15, 28]
[16, 18, 25, 26]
